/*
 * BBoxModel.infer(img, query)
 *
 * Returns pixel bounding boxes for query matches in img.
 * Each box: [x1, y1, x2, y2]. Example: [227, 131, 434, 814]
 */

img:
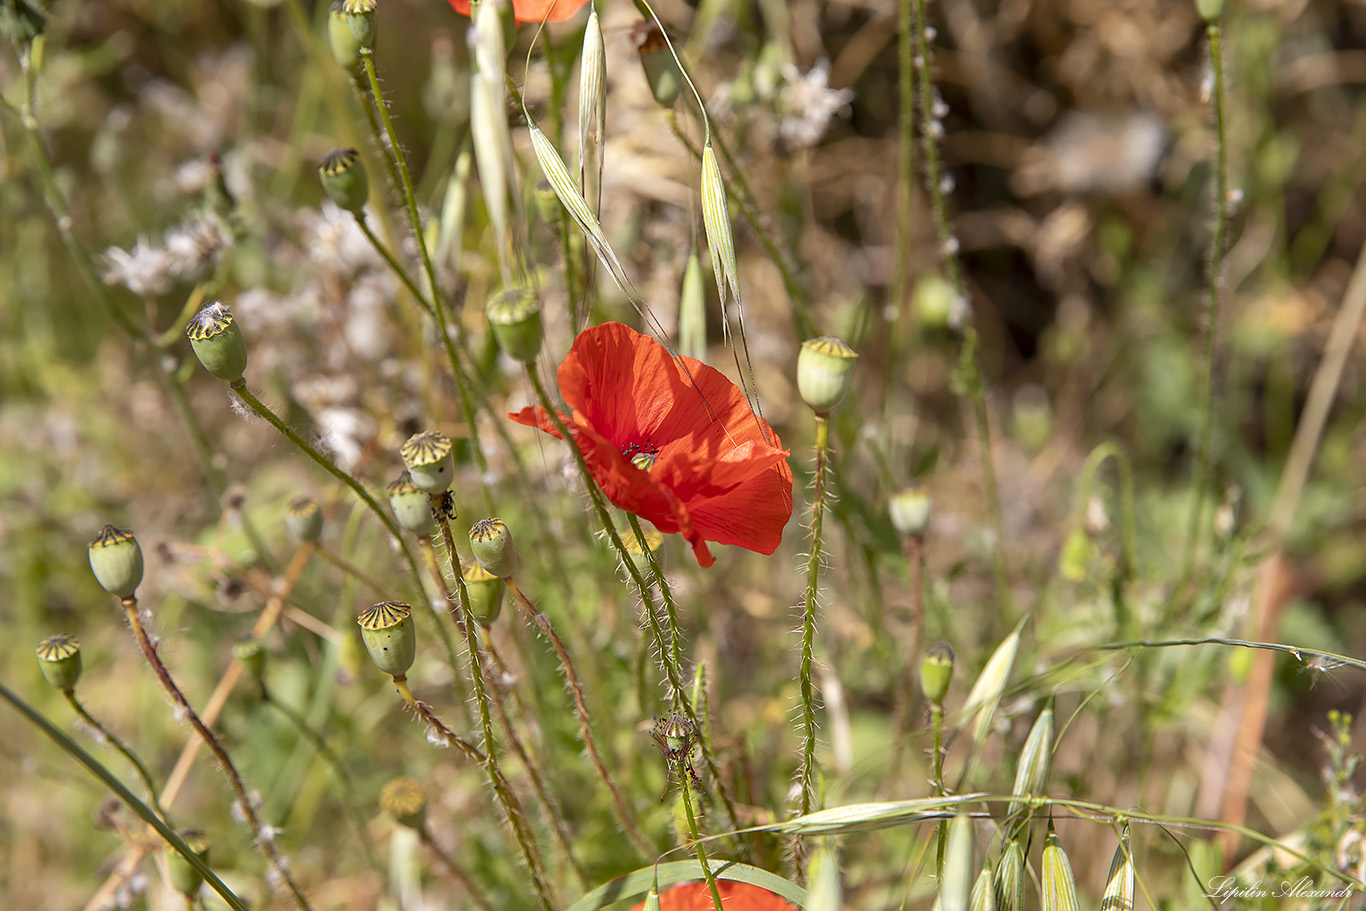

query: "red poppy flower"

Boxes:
[447, 0, 590, 24]
[629, 881, 798, 911]
[509, 322, 793, 567]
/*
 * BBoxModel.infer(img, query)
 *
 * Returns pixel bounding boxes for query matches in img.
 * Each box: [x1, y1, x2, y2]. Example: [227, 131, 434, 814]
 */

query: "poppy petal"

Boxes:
[447, 0, 590, 24]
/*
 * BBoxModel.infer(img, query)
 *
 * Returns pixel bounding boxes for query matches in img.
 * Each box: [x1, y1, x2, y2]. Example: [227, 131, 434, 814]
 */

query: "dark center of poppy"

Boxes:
[622, 438, 659, 471]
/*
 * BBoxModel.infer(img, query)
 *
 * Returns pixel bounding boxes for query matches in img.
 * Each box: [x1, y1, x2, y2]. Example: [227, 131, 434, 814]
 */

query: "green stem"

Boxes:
[0, 679, 250, 911]
[504, 576, 654, 856]
[1180, 23, 1231, 602]
[227, 380, 426, 600]
[794, 415, 830, 872]
[678, 774, 726, 911]
[120, 597, 312, 911]
[431, 511, 556, 911]
[63, 690, 169, 824]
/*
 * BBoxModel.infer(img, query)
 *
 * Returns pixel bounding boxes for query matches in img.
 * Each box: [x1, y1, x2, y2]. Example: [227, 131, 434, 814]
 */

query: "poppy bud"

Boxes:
[89, 524, 144, 598]
[285, 495, 324, 544]
[797, 336, 858, 416]
[380, 777, 427, 830]
[462, 562, 504, 627]
[185, 302, 248, 383]
[387, 472, 432, 534]
[889, 483, 932, 538]
[914, 272, 956, 330]
[36, 635, 82, 692]
[328, 2, 362, 70]
[318, 148, 368, 216]
[469, 517, 517, 578]
[1058, 528, 1093, 583]
[919, 642, 954, 706]
[1196, 0, 1225, 22]
[631, 21, 682, 108]
[533, 178, 561, 226]
[166, 830, 211, 898]
[357, 601, 417, 677]
[340, 0, 376, 50]
[485, 289, 544, 364]
[400, 431, 454, 495]
[233, 639, 267, 680]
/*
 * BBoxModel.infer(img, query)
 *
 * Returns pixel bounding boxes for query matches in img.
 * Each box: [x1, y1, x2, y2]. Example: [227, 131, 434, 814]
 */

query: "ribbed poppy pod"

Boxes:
[233, 639, 267, 680]
[89, 524, 144, 598]
[462, 562, 504, 627]
[339, 0, 376, 49]
[485, 289, 543, 363]
[469, 517, 517, 578]
[186, 302, 248, 383]
[387, 472, 432, 534]
[889, 482, 932, 538]
[357, 602, 417, 677]
[380, 777, 428, 830]
[797, 336, 858, 416]
[36, 635, 82, 692]
[631, 20, 683, 108]
[285, 495, 324, 543]
[318, 148, 368, 215]
[920, 642, 955, 706]
[401, 431, 455, 495]
[166, 830, 211, 899]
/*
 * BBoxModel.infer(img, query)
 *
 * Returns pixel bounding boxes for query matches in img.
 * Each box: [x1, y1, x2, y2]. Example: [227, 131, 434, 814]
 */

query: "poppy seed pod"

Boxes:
[387, 472, 432, 534]
[631, 21, 682, 109]
[380, 777, 428, 830]
[797, 336, 858, 416]
[89, 524, 144, 598]
[919, 642, 955, 706]
[327, 2, 361, 69]
[340, 0, 376, 49]
[185, 302, 248, 383]
[469, 517, 517, 578]
[462, 562, 504, 627]
[318, 148, 368, 216]
[357, 602, 417, 677]
[889, 483, 932, 538]
[485, 289, 544, 363]
[1196, 0, 1225, 22]
[36, 635, 82, 692]
[285, 495, 324, 543]
[232, 639, 267, 680]
[167, 829, 211, 898]
[400, 431, 454, 495]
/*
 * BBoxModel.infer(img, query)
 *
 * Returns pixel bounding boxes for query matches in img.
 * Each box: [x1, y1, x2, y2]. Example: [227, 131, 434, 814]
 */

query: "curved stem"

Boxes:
[63, 691, 168, 824]
[0, 679, 250, 911]
[504, 575, 654, 856]
[417, 825, 498, 911]
[677, 774, 726, 911]
[119, 597, 312, 911]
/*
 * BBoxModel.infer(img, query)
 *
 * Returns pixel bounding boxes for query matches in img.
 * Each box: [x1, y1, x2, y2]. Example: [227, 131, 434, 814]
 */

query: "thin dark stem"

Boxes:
[418, 826, 498, 911]
[119, 598, 312, 911]
[63, 691, 168, 823]
[504, 576, 654, 856]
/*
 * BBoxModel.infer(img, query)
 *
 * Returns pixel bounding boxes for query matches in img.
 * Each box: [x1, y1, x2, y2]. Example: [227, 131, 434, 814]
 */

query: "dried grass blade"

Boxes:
[961, 619, 1025, 747]
[940, 812, 975, 911]
[699, 143, 740, 340]
[970, 865, 997, 911]
[577, 6, 606, 214]
[1101, 822, 1135, 911]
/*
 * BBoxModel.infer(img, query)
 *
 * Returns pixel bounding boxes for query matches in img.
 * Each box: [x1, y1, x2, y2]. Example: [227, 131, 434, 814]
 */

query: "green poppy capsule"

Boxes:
[485, 289, 544, 364]
[920, 642, 955, 706]
[36, 635, 82, 692]
[797, 336, 858, 416]
[533, 178, 561, 226]
[166, 830, 211, 898]
[341, 0, 376, 49]
[357, 601, 416, 677]
[1196, 0, 1225, 23]
[631, 21, 682, 108]
[387, 472, 432, 534]
[185, 302, 248, 383]
[380, 777, 428, 830]
[400, 431, 454, 495]
[327, 2, 361, 70]
[469, 517, 517, 579]
[232, 639, 267, 680]
[462, 562, 504, 627]
[318, 148, 368, 216]
[284, 495, 324, 544]
[89, 524, 144, 598]
[889, 483, 933, 538]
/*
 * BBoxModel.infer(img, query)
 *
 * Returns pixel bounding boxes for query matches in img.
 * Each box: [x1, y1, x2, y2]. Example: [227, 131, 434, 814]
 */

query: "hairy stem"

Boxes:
[63, 691, 168, 824]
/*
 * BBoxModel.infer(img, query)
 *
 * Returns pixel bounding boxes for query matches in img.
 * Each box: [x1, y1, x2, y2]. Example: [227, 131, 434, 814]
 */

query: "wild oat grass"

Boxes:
[2, 0, 1365, 909]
